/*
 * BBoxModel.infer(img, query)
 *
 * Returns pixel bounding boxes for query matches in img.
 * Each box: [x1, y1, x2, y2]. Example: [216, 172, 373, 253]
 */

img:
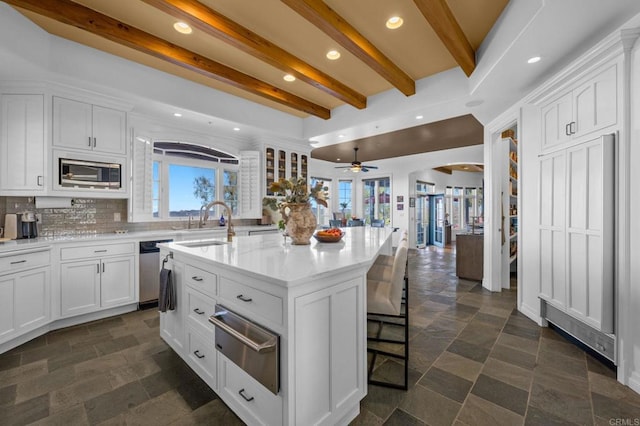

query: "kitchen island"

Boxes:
[158, 226, 393, 426]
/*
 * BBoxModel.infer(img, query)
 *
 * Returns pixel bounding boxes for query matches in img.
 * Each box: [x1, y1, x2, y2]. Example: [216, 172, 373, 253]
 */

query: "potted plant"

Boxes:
[263, 177, 328, 245]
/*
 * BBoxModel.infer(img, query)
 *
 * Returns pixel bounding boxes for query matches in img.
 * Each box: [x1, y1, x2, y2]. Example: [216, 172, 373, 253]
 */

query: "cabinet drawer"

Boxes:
[186, 326, 217, 391]
[60, 242, 135, 261]
[185, 264, 217, 298]
[218, 354, 282, 426]
[220, 278, 283, 326]
[187, 287, 217, 333]
[0, 249, 50, 274]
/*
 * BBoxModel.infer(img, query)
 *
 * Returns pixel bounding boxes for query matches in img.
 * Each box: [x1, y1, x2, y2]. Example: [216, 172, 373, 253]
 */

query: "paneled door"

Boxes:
[538, 134, 614, 333]
[416, 195, 429, 247]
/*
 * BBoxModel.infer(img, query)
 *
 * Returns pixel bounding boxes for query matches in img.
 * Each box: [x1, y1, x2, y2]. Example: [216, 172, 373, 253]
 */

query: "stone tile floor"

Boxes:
[0, 246, 639, 425]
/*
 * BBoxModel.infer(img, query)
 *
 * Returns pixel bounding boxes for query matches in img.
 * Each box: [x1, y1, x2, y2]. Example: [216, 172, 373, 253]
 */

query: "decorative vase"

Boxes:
[280, 203, 317, 245]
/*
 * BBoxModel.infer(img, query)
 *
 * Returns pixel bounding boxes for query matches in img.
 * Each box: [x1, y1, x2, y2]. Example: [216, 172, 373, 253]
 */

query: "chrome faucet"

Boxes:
[199, 201, 235, 242]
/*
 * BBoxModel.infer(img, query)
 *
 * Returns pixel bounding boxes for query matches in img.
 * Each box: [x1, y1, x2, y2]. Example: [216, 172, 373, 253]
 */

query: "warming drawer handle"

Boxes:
[209, 312, 276, 354]
[191, 276, 204, 282]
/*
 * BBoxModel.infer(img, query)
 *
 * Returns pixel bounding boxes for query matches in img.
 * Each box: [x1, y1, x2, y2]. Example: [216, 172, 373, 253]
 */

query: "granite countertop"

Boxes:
[0, 225, 278, 254]
[160, 226, 393, 287]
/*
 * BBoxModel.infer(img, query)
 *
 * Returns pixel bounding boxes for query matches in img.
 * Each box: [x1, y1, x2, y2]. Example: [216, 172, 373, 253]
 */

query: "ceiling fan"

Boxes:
[335, 147, 379, 173]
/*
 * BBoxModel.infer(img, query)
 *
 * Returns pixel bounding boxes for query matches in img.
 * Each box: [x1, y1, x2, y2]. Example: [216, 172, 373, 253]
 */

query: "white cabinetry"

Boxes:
[53, 96, 126, 155]
[0, 248, 51, 344]
[541, 64, 617, 150]
[59, 242, 135, 317]
[0, 94, 46, 193]
[538, 134, 614, 332]
[160, 256, 185, 355]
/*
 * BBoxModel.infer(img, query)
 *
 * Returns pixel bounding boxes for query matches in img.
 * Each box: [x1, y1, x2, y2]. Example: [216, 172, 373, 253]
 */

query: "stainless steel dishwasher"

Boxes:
[139, 239, 173, 308]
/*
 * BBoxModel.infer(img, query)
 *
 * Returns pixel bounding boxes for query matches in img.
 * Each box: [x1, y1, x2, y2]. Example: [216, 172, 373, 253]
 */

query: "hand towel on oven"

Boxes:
[158, 267, 176, 312]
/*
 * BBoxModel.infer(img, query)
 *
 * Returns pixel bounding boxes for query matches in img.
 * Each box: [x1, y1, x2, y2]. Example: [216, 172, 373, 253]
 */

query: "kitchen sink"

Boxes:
[177, 240, 228, 248]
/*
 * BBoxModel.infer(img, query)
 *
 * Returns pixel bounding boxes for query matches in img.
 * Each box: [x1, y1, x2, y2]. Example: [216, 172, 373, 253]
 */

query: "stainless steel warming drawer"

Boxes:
[209, 305, 280, 394]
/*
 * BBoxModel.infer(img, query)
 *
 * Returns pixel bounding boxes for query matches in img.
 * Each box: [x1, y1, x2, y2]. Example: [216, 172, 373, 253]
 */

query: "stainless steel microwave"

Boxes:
[59, 158, 121, 189]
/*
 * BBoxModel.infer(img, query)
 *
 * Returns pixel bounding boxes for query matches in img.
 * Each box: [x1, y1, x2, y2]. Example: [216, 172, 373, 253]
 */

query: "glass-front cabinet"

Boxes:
[264, 146, 309, 195]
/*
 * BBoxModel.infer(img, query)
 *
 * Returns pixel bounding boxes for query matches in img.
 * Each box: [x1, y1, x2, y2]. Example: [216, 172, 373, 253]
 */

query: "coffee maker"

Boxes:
[20, 211, 37, 239]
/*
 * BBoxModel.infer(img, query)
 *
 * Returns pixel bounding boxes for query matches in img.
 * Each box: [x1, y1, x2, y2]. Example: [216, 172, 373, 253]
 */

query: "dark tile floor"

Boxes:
[0, 246, 639, 425]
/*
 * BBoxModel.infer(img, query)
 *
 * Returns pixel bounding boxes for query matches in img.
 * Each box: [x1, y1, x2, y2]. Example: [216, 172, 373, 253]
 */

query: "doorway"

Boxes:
[430, 194, 445, 248]
[416, 195, 429, 248]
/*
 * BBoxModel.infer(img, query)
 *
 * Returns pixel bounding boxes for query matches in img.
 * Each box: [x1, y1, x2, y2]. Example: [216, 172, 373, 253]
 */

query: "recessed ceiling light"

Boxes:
[339, 134, 345, 138]
[386, 16, 403, 29]
[416, 115, 423, 119]
[173, 113, 182, 117]
[326, 50, 341, 60]
[527, 56, 541, 64]
[283, 74, 296, 82]
[233, 127, 240, 131]
[336, 158, 341, 161]
[173, 22, 192, 35]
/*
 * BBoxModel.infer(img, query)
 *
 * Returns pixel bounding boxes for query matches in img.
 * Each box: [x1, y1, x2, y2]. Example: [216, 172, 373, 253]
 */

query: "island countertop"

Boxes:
[159, 226, 393, 287]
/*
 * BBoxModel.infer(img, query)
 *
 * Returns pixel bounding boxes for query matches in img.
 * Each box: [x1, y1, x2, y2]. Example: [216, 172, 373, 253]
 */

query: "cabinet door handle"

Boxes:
[88, 136, 92, 147]
[236, 294, 252, 302]
[10, 259, 27, 265]
[239, 388, 254, 402]
[102, 263, 105, 273]
[193, 308, 205, 315]
[37, 175, 43, 186]
[193, 350, 205, 359]
[565, 123, 570, 136]
[93, 137, 97, 148]
[191, 276, 203, 282]
[570, 121, 576, 134]
[97, 263, 100, 274]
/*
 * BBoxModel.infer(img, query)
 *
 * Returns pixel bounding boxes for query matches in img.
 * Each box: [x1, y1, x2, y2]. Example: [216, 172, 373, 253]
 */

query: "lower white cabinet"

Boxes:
[160, 258, 185, 354]
[59, 243, 135, 318]
[186, 324, 217, 391]
[218, 353, 283, 426]
[0, 248, 51, 344]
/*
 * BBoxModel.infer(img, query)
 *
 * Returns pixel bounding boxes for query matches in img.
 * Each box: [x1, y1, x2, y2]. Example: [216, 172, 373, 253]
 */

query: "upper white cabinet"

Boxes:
[541, 64, 617, 150]
[53, 96, 127, 155]
[0, 94, 46, 193]
[265, 146, 308, 195]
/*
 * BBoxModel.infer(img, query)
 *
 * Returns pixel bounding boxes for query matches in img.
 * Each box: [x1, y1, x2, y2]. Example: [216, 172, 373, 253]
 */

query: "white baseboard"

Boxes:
[519, 302, 543, 325]
[628, 371, 640, 395]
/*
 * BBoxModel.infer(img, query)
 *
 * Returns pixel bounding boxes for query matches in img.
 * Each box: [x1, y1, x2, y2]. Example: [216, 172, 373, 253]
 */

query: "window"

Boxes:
[310, 176, 331, 226]
[169, 164, 216, 218]
[363, 177, 390, 225]
[338, 180, 352, 217]
[223, 169, 238, 216]
[152, 141, 238, 220]
[416, 181, 435, 194]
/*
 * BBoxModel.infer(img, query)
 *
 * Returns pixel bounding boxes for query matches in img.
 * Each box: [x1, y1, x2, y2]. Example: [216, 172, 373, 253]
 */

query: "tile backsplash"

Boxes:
[0, 196, 257, 237]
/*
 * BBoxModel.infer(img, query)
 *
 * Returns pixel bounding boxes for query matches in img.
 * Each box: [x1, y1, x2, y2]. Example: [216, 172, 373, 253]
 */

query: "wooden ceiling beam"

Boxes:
[413, 0, 476, 77]
[5, 0, 330, 119]
[141, 0, 366, 110]
[281, 0, 415, 97]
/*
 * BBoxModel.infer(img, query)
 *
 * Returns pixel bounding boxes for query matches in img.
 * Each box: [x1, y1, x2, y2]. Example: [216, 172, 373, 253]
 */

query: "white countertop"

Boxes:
[160, 227, 394, 287]
[0, 225, 278, 254]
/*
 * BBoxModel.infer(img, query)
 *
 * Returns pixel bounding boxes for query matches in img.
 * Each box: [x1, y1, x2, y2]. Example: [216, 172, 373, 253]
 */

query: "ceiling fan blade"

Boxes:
[361, 168, 370, 172]
[334, 166, 352, 168]
[362, 165, 378, 169]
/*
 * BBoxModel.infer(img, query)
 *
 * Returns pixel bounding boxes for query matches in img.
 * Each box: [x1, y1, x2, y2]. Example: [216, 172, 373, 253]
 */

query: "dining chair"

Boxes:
[366, 238, 409, 390]
[329, 219, 342, 228]
[347, 219, 364, 227]
[371, 219, 385, 228]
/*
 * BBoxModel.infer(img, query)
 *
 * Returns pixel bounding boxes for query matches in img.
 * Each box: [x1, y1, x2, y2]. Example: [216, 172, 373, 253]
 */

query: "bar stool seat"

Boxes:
[366, 237, 409, 389]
